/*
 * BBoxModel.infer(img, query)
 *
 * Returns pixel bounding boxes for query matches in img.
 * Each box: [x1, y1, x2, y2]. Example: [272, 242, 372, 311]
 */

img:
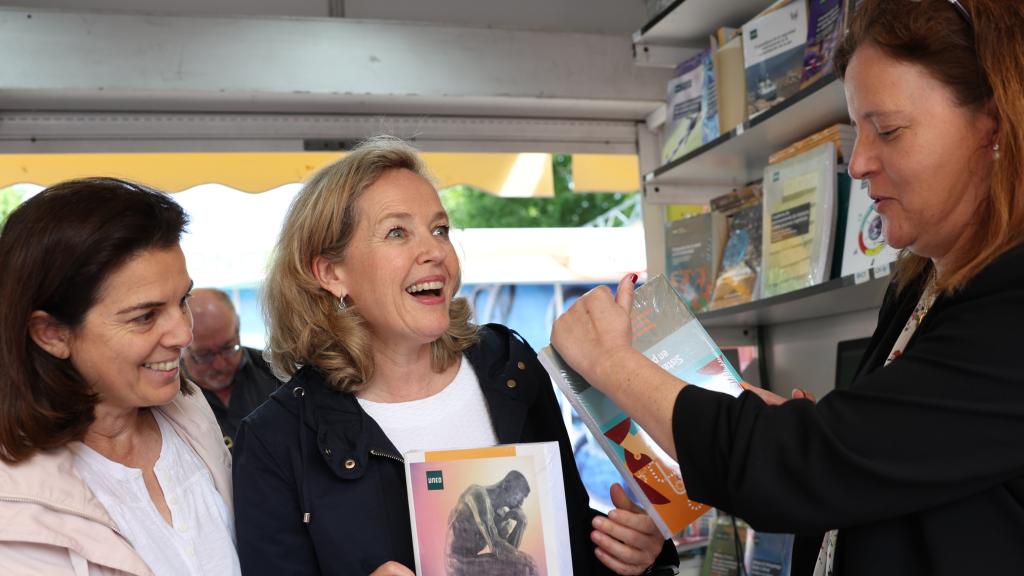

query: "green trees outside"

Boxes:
[440, 154, 635, 228]
[0, 187, 23, 228]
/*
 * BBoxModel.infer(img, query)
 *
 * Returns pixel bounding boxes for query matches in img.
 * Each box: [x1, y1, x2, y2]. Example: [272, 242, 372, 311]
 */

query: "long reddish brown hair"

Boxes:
[835, 0, 1024, 293]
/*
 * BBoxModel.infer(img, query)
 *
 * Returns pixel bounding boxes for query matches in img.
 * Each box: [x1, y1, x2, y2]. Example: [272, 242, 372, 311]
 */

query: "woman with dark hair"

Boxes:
[234, 137, 679, 575]
[552, 1, 1024, 575]
[0, 178, 240, 575]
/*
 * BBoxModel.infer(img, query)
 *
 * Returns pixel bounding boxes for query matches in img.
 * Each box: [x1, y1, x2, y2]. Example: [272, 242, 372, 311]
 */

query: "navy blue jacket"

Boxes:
[234, 324, 678, 575]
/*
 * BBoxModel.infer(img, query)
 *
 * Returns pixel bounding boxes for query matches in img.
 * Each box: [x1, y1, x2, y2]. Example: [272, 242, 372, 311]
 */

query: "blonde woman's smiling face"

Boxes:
[338, 169, 459, 349]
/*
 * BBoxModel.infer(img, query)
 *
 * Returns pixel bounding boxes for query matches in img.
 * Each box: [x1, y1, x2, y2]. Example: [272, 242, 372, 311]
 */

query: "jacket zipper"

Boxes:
[369, 449, 404, 463]
[0, 495, 122, 535]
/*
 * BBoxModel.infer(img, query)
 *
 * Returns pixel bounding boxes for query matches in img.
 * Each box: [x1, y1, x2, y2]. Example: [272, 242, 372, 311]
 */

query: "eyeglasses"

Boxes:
[187, 341, 242, 365]
[909, 0, 973, 28]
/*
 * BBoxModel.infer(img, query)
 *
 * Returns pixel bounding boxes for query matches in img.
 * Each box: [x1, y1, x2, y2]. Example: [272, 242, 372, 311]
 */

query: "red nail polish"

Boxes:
[630, 273, 638, 284]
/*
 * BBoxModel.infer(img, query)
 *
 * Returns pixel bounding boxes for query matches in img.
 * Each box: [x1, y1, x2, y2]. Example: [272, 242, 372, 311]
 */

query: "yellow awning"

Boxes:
[0, 151, 638, 196]
[571, 154, 640, 193]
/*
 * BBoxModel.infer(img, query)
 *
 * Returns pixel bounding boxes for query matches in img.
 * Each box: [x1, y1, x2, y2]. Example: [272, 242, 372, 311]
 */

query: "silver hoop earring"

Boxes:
[337, 296, 348, 313]
[993, 143, 1001, 160]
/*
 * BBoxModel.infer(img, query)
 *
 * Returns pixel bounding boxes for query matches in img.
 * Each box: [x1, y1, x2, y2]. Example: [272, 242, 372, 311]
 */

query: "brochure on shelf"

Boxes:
[713, 27, 747, 135]
[702, 43, 720, 145]
[404, 442, 573, 576]
[801, 0, 845, 88]
[663, 51, 710, 164]
[745, 531, 795, 576]
[538, 274, 744, 539]
[742, 0, 809, 119]
[665, 211, 728, 313]
[761, 141, 838, 298]
[840, 177, 900, 277]
[700, 514, 752, 576]
[710, 186, 764, 310]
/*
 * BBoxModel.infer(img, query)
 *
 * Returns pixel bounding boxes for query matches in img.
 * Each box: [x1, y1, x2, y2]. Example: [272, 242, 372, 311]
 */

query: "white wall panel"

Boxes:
[0, 7, 670, 119]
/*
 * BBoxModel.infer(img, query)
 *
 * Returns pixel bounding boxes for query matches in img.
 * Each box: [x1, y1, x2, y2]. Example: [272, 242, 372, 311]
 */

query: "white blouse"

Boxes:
[70, 411, 241, 576]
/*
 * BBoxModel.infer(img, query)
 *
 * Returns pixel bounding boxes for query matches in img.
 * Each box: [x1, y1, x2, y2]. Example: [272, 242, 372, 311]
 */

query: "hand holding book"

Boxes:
[544, 274, 744, 538]
[550, 273, 641, 387]
[549, 274, 689, 462]
[590, 483, 666, 575]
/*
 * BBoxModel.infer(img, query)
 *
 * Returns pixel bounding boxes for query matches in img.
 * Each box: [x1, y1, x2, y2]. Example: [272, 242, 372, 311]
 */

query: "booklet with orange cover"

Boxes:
[539, 274, 744, 538]
[404, 442, 573, 576]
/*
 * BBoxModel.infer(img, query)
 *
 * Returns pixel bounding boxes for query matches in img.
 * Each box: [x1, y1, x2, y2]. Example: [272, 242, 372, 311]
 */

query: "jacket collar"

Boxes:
[271, 324, 541, 478]
[0, 390, 231, 575]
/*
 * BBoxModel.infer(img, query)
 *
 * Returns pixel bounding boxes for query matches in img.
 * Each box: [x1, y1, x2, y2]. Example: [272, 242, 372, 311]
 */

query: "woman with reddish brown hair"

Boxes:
[552, 1, 1024, 575]
[0, 178, 239, 575]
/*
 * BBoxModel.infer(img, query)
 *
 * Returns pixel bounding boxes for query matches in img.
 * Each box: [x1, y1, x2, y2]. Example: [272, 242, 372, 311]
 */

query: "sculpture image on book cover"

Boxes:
[538, 275, 744, 539]
[404, 442, 573, 576]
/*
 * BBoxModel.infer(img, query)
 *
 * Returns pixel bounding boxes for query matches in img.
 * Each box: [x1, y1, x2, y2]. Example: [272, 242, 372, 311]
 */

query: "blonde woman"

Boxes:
[234, 138, 679, 575]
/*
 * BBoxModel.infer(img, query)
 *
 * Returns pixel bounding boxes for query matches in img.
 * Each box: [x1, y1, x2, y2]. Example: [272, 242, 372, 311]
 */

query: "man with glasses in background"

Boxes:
[184, 288, 280, 449]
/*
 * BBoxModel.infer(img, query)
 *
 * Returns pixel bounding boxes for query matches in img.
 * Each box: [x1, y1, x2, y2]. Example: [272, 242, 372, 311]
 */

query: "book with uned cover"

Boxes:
[538, 275, 744, 539]
[840, 177, 900, 277]
[742, 0, 809, 119]
[404, 442, 573, 576]
[665, 211, 728, 313]
[760, 141, 838, 298]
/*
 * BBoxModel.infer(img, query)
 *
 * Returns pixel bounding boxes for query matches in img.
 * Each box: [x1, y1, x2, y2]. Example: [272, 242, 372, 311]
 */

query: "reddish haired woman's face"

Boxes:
[845, 43, 996, 262]
[67, 245, 194, 410]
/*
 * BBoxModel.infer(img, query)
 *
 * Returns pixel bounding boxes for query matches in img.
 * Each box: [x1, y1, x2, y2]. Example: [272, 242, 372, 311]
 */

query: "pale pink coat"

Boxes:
[0, 389, 233, 576]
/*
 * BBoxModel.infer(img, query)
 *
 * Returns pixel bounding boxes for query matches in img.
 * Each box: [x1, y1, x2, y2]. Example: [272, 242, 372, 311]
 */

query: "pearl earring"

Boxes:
[993, 143, 1001, 160]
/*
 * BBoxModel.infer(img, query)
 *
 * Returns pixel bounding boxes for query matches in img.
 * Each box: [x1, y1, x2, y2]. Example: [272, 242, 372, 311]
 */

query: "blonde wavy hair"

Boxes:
[263, 136, 478, 392]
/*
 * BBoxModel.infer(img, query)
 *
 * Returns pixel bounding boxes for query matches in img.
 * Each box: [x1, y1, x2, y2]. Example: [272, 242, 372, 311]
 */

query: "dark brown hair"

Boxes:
[835, 0, 1024, 293]
[0, 177, 190, 463]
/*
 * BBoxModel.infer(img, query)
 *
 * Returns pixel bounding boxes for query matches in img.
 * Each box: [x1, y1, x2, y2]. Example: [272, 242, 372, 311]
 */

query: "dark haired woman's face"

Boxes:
[66, 245, 194, 410]
[844, 43, 996, 262]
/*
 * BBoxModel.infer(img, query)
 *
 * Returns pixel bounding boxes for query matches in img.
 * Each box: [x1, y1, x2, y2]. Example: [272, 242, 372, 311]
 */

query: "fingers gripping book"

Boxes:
[539, 275, 744, 538]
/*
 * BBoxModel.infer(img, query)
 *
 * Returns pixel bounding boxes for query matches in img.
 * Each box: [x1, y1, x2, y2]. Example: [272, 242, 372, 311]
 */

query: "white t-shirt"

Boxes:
[357, 356, 498, 456]
[70, 411, 241, 576]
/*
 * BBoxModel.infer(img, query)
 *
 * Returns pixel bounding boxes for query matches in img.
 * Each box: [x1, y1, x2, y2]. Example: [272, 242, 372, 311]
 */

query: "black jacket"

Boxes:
[198, 346, 281, 449]
[673, 244, 1024, 575]
[234, 324, 678, 575]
